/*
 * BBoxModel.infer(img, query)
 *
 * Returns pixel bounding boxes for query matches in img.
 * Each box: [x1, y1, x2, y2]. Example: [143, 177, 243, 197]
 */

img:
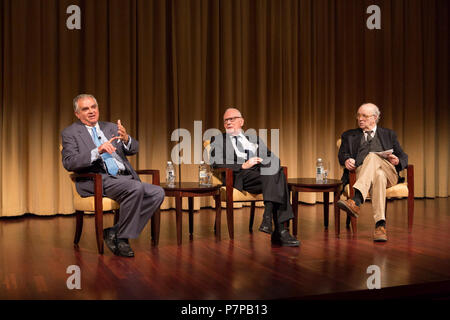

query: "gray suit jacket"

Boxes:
[61, 120, 140, 197]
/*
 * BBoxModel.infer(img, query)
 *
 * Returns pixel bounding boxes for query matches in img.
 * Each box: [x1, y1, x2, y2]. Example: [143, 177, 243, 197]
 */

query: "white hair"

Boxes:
[73, 94, 98, 112]
[223, 107, 242, 118]
[360, 103, 381, 123]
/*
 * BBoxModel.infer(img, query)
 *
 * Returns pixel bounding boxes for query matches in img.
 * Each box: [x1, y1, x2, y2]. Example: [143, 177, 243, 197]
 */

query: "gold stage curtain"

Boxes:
[0, 0, 448, 217]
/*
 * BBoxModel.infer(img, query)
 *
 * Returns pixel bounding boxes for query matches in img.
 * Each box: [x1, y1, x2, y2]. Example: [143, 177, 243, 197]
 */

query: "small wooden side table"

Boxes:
[161, 182, 222, 245]
[288, 178, 342, 236]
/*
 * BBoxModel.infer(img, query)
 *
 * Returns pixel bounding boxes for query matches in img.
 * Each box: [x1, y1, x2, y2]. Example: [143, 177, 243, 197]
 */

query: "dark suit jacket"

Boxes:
[338, 127, 408, 186]
[61, 120, 140, 197]
[209, 132, 280, 190]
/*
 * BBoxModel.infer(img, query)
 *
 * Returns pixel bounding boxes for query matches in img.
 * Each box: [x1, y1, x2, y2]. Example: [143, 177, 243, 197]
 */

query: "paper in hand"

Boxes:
[370, 149, 394, 159]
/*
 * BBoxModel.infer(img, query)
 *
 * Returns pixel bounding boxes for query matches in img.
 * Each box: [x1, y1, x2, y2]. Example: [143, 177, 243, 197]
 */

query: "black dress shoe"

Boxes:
[259, 220, 273, 234]
[103, 227, 117, 254]
[116, 239, 135, 257]
[259, 212, 273, 234]
[271, 230, 300, 247]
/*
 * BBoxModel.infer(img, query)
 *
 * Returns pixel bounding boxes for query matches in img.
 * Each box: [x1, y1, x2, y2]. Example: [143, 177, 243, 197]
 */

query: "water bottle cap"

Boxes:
[167, 161, 172, 164]
[317, 158, 322, 161]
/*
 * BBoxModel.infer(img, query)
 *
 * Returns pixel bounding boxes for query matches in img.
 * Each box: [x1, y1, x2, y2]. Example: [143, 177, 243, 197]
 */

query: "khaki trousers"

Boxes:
[353, 153, 398, 222]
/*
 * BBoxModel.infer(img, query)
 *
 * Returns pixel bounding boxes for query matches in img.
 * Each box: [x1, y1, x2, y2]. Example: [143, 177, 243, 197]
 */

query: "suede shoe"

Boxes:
[116, 239, 135, 257]
[258, 213, 273, 234]
[373, 226, 387, 242]
[337, 199, 360, 218]
[103, 227, 117, 254]
[271, 230, 300, 247]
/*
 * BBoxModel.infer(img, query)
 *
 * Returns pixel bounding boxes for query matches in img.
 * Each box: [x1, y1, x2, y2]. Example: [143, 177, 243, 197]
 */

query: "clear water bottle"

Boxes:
[166, 161, 175, 186]
[199, 161, 209, 186]
[316, 158, 324, 182]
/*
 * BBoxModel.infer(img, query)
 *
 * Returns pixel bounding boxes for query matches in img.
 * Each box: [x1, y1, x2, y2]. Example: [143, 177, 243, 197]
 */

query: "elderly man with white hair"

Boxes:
[337, 103, 408, 241]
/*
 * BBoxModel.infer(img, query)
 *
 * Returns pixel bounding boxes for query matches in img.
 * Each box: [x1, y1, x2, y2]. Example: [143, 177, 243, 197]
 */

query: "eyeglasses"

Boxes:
[224, 116, 242, 124]
[356, 113, 374, 120]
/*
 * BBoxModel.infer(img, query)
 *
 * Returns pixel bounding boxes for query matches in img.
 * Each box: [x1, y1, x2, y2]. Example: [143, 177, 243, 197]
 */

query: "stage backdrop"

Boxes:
[0, 0, 448, 217]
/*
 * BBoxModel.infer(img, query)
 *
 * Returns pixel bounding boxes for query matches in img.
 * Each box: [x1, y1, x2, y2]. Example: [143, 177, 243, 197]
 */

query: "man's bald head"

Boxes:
[356, 103, 380, 131]
[223, 107, 244, 135]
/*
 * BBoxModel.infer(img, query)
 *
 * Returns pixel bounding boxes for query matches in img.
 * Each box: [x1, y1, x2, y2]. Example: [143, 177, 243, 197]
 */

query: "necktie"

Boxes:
[366, 130, 373, 142]
[234, 136, 248, 160]
[91, 127, 119, 176]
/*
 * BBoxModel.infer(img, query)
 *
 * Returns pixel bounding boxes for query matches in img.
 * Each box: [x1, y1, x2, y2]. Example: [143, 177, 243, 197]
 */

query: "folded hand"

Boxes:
[98, 137, 120, 154]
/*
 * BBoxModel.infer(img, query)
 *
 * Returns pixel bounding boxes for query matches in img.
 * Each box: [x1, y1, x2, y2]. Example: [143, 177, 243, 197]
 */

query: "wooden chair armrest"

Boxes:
[69, 172, 101, 181]
[69, 173, 103, 210]
[135, 169, 160, 185]
[214, 165, 288, 187]
[281, 166, 288, 179]
[69, 173, 103, 194]
[213, 168, 234, 189]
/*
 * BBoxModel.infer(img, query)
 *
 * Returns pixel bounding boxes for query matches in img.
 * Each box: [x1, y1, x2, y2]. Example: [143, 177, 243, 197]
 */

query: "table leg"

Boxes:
[292, 190, 298, 236]
[334, 187, 340, 235]
[188, 197, 194, 236]
[323, 192, 329, 229]
[214, 193, 221, 239]
[151, 209, 160, 246]
[176, 195, 182, 246]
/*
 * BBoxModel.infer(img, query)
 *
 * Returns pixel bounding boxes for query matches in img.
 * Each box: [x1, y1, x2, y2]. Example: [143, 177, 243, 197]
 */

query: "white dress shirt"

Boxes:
[364, 125, 377, 141]
[230, 132, 258, 159]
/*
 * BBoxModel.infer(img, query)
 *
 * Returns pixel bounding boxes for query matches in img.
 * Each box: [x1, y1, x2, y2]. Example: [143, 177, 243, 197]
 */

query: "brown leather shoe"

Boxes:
[373, 226, 387, 242]
[337, 199, 360, 218]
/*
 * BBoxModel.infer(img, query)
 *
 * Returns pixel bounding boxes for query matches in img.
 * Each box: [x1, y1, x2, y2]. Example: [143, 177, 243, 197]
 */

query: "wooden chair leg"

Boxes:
[249, 202, 256, 233]
[188, 197, 194, 236]
[176, 196, 183, 246]
[74, 210, 84, 245]
[113, 209, 119, 225]
[323, 192, 329, 229]
[151, 209, 160, 246]
[350, 215, 357, 234]
[407, 164, 414, 233]
[335, 209, 340, 235]
[292, 191, 298, 236]
[226, 198, 234, 239]
[94, 208, 104, 254]
[214, 193, 221, 239]
[385, 199, 388, 220]
[346, 215, 351, 229]
[334, 191, 340, 236]
[408, 194, 414, 233]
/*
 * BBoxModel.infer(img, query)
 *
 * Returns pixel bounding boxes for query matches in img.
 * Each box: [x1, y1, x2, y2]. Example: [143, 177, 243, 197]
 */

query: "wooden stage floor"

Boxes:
[0, 198, 449, 300]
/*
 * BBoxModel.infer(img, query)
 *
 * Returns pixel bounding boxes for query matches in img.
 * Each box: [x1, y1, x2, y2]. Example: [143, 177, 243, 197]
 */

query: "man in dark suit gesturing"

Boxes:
[61, 94, 165, 257]
[337, 103, 408, 242]
[209, 108, 299, 247]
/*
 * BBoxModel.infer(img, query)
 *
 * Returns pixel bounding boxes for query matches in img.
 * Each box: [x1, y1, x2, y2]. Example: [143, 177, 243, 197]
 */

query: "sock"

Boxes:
[263, 201, 274, 220]
[277, 222, 286, 232]
[375, 220, 386, 228]
[352, 189, 364, 206]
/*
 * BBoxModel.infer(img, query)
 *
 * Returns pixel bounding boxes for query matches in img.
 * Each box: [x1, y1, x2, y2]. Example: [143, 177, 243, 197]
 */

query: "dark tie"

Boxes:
[234, 136, 247, 159]
[91, 128, 119, 176]
[365, 130, 373, 142]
